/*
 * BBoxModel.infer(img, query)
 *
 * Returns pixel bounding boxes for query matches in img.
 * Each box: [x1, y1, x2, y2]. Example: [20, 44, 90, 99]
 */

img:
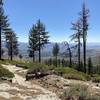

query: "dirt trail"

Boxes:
[31, 74, 100, 97]
[1, 64, 100, 100]
[0, 64, 60, 100]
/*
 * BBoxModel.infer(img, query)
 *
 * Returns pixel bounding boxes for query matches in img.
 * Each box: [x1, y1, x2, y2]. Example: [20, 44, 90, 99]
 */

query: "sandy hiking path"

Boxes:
[0, 64, 60, 100]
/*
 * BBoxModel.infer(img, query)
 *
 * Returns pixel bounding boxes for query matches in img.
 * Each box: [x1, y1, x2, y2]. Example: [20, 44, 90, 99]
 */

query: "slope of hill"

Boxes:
[0, 64, 100, 100]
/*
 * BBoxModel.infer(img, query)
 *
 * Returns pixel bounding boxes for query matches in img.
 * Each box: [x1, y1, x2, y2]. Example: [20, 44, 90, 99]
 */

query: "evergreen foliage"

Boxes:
[28, 24, 38, 61]
[0, 0, 9, 59]
[87, 57, 93, 74]
[52, 43, 60, 67]
[5, 28, 19, 60]
[28, 19, 49, 62]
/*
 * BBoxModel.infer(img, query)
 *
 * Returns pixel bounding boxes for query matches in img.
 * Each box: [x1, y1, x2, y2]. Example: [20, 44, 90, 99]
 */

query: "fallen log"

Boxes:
[16, 64, 27, 68]
[26, 71, 49, 81]
[0, 77, 12, 83]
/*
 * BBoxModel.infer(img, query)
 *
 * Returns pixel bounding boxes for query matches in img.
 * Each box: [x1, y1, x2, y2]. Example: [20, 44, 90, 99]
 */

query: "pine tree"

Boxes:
[19, 54, 23, 60]
[35, 19, 49, 63]
[63, 42, 72, 67]
[28, 24, 38, 62]
[70, 19, 82, 71]
[97, 65, 100, 75]
[80, 61, 84, 72]
[0, 0, 9, 59]
[80, 2, 89, 73]
[87, 57, 93, 74]
[5, 28, 19, 60]
[61, 58, 65, 67]
[12, 33, 19, 56]
[52, 43, 59, 67]
[47, 58, 52, 66]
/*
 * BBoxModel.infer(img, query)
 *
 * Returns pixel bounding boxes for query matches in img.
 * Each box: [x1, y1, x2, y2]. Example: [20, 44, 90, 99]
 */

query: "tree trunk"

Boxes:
[10, 35, 13, 61]
[56, 55, 57, 67]
[83, 36, 86, 73]
[39, 47, 41, 63]
[69, 48, 72, 67]
[32, 51, 35, 62]
[10, 49, 13, 61]
[82, 3, 88, 73]
[78, 32, 81, 70]
[0, 20, 2, 60]
[39, 34, 41, 63]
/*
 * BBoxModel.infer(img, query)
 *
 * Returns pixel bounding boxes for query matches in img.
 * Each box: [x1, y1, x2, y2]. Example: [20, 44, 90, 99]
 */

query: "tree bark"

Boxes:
[78, 31, 81, 70]
[82, 3, 88, 73]
[69, 48, 72, 67]
[32, 51, 35, 62]
[0, 1, 2, 60]
[0, 24, 1, 60]
[83, 35, 86, 73]
[56, 55, 57, 67]
[39, 33, 41, 63]
[10, 33, 13, 61]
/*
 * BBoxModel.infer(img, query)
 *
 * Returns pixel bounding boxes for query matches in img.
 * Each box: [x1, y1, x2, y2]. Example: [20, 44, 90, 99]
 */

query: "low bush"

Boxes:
[60, 84, 100, 100]
[92, 74, 100, 83]
[0, 59, 53, 70]
[27, 63, 49, 74]
[0, 66, 14, 78]
[54, 67, 91, 81]
[0, 59, 38, 69]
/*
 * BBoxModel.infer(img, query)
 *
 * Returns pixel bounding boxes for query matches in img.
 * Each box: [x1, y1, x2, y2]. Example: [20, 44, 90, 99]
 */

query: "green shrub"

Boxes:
[0, 66, 14, 78]
[27, 63, 49, 74]
[60, 84, 100, 100]
[0, 59, 38, 69]
[54, 67, 91, 81]
[0, 59, 55, 70]
[92, 74, 100, 83]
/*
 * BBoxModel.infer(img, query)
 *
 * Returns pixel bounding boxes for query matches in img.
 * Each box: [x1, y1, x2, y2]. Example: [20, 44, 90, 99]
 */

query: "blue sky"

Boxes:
[4, 0, 100, 43]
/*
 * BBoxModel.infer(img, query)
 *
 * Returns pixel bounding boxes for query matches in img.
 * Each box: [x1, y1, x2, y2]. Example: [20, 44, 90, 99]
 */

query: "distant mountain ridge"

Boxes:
[19, 42, 100, 57]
